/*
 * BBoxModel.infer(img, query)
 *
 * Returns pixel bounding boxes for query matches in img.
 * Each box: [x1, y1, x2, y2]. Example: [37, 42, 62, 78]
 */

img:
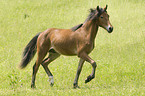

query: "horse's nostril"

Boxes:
[109, 27, 112, 30]
[109, 27, 113, 32]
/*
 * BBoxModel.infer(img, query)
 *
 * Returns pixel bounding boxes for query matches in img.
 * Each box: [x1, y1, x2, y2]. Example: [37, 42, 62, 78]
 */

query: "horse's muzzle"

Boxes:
[108, 27, 113, 33]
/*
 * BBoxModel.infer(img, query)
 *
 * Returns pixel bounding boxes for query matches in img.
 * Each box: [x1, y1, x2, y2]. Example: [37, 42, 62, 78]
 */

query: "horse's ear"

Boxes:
[97, 6, 100, 11]
[104, 5, 108, 12]
[90, 8, 94, 13]
[96, 6, 101, 17]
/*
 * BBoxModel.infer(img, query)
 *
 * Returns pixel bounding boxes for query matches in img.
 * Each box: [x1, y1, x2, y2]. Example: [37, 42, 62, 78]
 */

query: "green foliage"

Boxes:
[0, 0, 144, 95]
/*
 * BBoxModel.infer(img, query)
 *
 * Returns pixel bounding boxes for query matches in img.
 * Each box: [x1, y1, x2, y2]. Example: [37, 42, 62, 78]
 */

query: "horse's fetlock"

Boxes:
[49, 76, 54, 85]
[73, 83, 77, 86]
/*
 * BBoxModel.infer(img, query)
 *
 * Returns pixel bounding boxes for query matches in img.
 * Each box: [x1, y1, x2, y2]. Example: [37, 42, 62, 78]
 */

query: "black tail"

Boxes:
[19, 32, 41, 69]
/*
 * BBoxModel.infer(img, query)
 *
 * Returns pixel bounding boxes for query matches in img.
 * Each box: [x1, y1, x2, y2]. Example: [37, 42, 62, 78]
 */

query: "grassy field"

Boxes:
[0, 0, 145, 95]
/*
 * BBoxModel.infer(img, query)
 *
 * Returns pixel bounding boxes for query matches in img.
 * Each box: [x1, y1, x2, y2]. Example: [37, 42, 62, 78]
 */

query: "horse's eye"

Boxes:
[100, 16, 103, 19]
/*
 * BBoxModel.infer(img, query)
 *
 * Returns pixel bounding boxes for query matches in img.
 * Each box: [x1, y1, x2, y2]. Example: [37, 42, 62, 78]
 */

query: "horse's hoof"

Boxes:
[73, 85, 80, 89]
[73, 83, 80, 89]
[31, 84, 36, 89]
[85, 75, 94, 83]
[50, 83, 54, 87]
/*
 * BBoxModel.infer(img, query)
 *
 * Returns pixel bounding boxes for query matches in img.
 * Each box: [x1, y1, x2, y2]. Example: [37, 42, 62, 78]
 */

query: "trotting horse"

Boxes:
[19, 5, 113, 88]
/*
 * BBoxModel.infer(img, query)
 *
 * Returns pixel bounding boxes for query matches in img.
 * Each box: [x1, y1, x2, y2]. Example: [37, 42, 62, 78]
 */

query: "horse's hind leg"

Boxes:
[41, 49, 60, 86]
[31, 46, 49, 88]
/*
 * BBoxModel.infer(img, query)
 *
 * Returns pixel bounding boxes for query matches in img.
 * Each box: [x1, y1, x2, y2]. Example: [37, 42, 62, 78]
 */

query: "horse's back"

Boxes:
[38, 28, 77, 56]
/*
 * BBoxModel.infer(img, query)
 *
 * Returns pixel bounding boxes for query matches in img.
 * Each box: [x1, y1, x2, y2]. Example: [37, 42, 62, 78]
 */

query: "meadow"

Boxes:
[0, 0, 144, 95]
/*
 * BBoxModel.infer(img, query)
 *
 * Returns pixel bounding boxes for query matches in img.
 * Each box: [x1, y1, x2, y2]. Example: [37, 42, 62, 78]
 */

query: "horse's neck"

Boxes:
[82, 20, 99, 42]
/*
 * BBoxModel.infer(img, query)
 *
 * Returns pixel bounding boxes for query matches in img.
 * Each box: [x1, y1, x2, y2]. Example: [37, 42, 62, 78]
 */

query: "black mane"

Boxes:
[85, 7, 104, 22]
[71, 23, 83, 31]
[84, 8, 97, 22]
[71, 7, 105, 32]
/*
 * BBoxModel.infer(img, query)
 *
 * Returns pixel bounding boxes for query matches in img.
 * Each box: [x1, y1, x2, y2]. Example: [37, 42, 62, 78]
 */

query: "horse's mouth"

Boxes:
[107, 27, 113, 33]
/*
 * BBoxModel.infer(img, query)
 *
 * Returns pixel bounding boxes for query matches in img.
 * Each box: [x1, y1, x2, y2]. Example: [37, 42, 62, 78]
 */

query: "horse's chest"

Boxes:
[78, 41, 94, 54]
[85, 43, 94, 53]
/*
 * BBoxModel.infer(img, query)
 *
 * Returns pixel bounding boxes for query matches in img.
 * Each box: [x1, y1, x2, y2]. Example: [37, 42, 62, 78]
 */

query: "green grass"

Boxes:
[0, 0, 145, 95]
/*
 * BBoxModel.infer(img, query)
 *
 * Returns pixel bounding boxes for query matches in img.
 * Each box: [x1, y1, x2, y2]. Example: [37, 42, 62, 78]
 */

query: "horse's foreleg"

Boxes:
[73, 58, 85, 88]
[78, 52, 97, 83]
[41, 51, 60, 86]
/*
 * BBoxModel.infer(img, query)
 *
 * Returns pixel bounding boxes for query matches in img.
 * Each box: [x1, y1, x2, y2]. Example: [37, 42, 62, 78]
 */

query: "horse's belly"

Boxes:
[52, 43, 77, 56]
[50, 30, 78, 55]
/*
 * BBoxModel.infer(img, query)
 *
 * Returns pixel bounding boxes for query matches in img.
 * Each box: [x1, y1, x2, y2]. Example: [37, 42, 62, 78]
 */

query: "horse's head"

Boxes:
[96, 5, 113, 33]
